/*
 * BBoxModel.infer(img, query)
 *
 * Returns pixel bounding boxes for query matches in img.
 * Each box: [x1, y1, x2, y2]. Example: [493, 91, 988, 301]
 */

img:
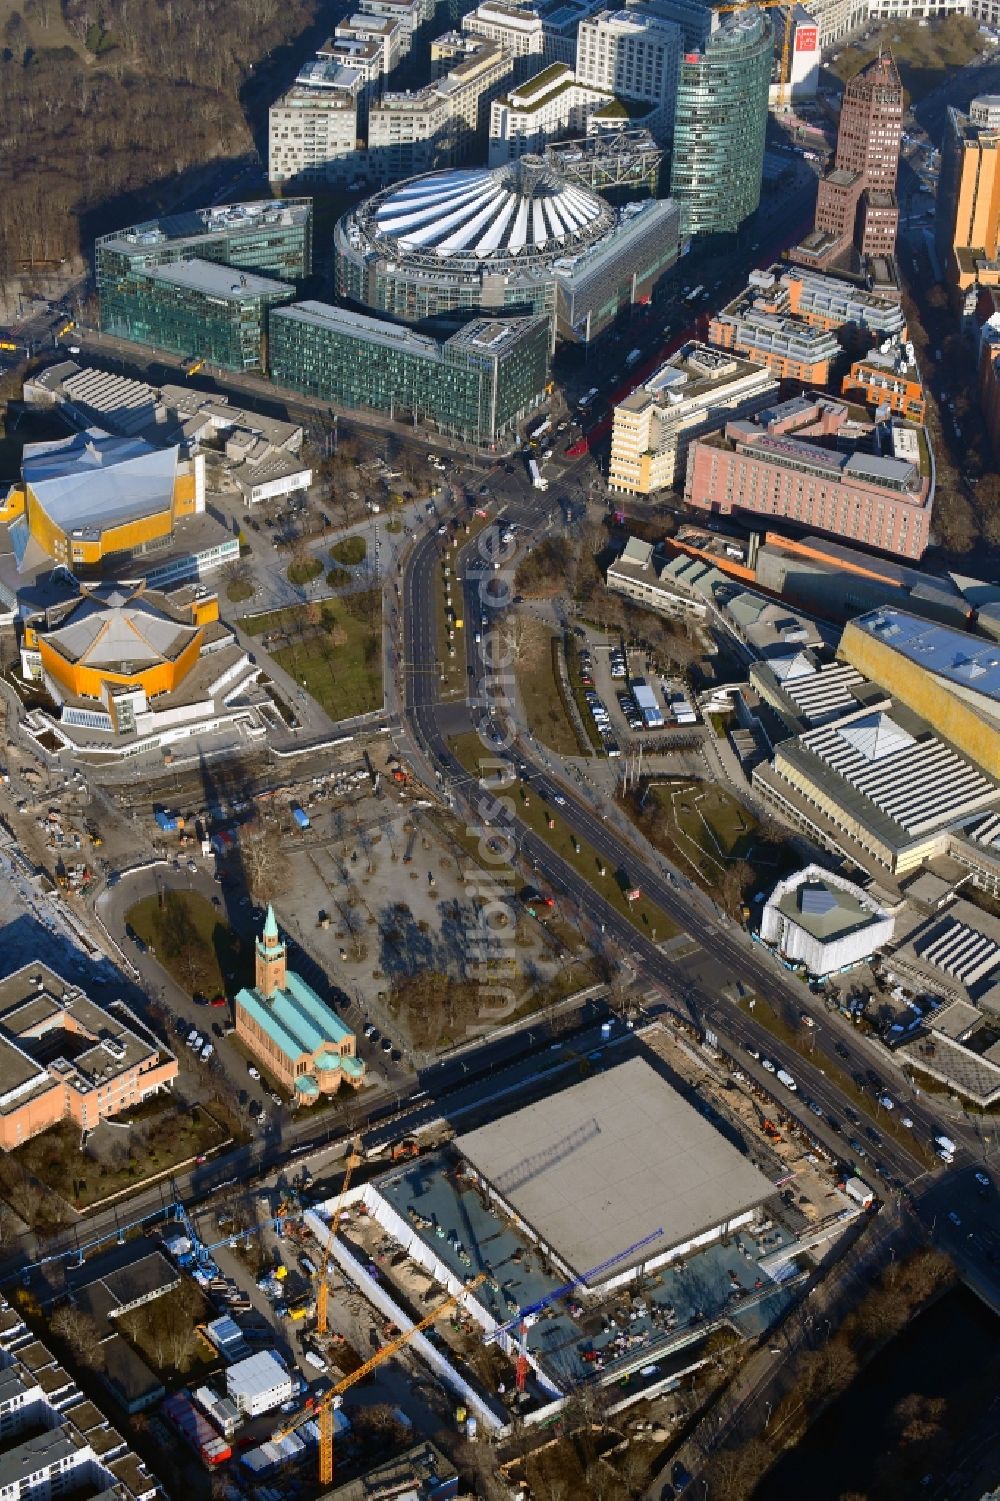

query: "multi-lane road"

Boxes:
[398, 480, 1000, 1297]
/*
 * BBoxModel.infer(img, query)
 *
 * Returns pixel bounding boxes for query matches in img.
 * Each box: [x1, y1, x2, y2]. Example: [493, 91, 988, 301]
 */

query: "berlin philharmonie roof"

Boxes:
[366, 159, 612, 264]
[21, 428, 177, 536]
[455, 1057, 775, 1280]
[43, 589, 198, 669]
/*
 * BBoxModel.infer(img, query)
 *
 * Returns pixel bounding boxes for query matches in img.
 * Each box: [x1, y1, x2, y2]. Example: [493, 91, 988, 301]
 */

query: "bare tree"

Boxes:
[239, 823, 290, 904]
[51, 1305, 103, 1368]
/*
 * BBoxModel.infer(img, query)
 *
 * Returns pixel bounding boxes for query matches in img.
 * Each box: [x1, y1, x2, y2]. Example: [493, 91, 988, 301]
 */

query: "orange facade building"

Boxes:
[0, 965, 177, 1150]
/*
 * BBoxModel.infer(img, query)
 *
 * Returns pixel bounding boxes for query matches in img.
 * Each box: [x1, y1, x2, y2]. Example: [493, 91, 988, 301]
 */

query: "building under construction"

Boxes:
[306, 1059, 799, 1416]
[543, 128, 663, 202]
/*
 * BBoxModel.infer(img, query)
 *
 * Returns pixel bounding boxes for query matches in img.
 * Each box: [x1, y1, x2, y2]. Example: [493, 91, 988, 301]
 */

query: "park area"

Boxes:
[2, 1098, 230, 1213]
[514, 619, 581, 756]
[244, 590, 382, 722]
[126, 889, 250, 999]
[828, 16, 986, 102]
[629, 781, 796, 914]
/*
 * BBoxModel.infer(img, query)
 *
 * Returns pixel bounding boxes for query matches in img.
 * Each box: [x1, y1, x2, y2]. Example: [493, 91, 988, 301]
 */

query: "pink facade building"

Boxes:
[683, 395, 933, 560]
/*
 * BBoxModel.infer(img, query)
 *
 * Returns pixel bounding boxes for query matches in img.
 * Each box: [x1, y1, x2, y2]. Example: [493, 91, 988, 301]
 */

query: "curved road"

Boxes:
[400, 498, 974, 1206]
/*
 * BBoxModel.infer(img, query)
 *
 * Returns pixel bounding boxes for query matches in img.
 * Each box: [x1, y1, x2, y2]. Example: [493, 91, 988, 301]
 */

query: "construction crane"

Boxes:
[274, 1272, 487, 1486]
[315, 1137, 362, 1335]
[714, 0, 794, 112]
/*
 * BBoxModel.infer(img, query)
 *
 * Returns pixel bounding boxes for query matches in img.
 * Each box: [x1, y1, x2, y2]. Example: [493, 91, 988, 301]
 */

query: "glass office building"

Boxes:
[268, 301, 550, 446]
[99, 260, 295, 372]
[97, 200, 312, 371]
[669, 10, 773, 237]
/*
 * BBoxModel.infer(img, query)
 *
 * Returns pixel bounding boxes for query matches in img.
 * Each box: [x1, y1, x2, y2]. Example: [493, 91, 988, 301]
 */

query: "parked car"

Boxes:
[248, 1064, 261, 1080]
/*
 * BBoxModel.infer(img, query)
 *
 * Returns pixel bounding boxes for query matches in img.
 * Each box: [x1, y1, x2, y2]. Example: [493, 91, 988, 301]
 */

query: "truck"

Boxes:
[291, 805, 310, 832]
[933, 1132, 956, 1158]
[776, 1068, 798, 1092]
[528, 458, 548, 491]
[844, 1176, 874, 1209]
[529, 417, 552, 443]
[625, 347, 642, 369]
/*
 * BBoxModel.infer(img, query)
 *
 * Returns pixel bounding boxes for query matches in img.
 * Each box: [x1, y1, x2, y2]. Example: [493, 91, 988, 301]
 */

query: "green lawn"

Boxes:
[449, 734, 678, 943]
[330, 534, 367, 566]
[515, 621, 581, 757]
[287, 557, 323, 586]
[226, 578, 255, 602]
[632, 781, 795, 896]
[127, 890, 250, 999]
[244, 593, 382, 720]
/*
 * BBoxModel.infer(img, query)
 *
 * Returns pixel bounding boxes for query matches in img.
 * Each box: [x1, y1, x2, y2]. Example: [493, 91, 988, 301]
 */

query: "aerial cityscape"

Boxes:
[2, 0, 1000, 1496]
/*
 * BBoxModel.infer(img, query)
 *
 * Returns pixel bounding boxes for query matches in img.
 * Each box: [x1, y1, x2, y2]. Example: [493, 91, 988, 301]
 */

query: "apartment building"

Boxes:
[841, 338, 925, 420]
[489, 62, 618, 164]
[709, 265, 905, 383]
[609, 341, 778, 496]
[0, 1301, 158, 1501]
[684, 394, 933, 561]
[463, 0, 546, 68]
[708, 302, 841, 384]
[575, 9, 680, 138]
[357, 0, 430, 50]
[268, 63, 363, 187]
[329, 13, 402, 72]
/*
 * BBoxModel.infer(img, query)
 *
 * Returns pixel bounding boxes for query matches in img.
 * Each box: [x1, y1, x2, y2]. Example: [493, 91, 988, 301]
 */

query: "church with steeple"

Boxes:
[234, 906, 365, 1105]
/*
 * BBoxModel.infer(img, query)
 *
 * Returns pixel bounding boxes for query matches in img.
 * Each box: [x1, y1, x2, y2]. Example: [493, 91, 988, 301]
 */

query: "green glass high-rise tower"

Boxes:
[669, 9, 773, 237]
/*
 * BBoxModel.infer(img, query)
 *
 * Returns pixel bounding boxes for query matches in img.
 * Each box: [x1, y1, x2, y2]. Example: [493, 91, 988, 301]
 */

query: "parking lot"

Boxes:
[578, 638, 700, 748]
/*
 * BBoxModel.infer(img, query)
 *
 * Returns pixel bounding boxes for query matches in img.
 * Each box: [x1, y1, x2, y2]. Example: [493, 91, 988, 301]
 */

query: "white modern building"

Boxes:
[760, 865, 895, 976]
[489, 62, 620, 165]
[225, 1352, 296, 1418]
[268, 61, 363, 187]
[329, 13, 402, 73]
[575, 9, 681, 139]
[609, 341, 778, 496]
[769, 5, 820, 106]
[464, 0, 546, 65]
[357, 0, 429, 50]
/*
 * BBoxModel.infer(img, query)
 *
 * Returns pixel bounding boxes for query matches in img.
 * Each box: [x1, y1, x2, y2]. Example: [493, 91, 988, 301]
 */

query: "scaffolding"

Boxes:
[543, 129, 663, 201]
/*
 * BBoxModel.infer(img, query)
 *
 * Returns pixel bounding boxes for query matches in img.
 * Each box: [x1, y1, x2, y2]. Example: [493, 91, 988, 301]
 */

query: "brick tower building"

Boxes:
[797, 50, 903, 270]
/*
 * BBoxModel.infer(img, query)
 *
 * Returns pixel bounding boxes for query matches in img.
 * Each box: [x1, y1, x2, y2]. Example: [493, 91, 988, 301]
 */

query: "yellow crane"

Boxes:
[274, 1272, 487, 1486]
[315, 1137, 362, 1336]
[715, 0, 795, 112]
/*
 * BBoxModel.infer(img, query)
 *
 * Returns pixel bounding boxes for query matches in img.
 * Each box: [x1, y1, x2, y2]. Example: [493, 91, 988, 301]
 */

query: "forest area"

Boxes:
[0, 0, 317, 288]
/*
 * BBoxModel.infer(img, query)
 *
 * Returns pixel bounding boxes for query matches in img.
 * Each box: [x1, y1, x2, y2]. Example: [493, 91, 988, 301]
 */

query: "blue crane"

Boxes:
[488, 1226, 665, 1342]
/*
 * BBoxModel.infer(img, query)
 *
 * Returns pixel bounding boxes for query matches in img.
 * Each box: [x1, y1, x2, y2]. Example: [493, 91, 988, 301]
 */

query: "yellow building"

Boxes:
[938, 96, 1000, 292]
[0, 426, 204, 573]
[841, 607, 1000, 781]
[608, 342, 777, 497]
[20, 580, 240, 740]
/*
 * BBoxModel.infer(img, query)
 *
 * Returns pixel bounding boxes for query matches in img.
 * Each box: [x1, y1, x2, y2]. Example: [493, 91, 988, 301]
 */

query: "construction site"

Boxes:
[18, 1028, 876, 1499]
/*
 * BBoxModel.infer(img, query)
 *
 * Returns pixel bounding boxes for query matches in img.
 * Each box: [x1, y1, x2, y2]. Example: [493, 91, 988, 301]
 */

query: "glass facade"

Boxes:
[96, 200, 312, 371]
[268, 302, 550, 445]
[669, 11, 773, 237]
[99, 263, 294, 372]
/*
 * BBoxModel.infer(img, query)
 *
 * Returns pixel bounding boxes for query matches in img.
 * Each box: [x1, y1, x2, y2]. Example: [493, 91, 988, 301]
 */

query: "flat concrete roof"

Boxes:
[455, 1057, 775, 1280]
